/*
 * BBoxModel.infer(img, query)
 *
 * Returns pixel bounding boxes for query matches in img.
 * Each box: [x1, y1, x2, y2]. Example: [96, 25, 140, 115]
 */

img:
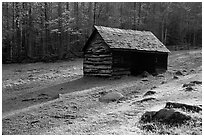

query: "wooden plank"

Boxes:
[85, 54, 112, 58]
[84, 69, 112, 74]
[84, 57, 112, 62]
[83, 65, 112, 69]
[85, 50, 111, 54]
[84, 61, 112, 65]
[84, 67, 110, 70]
[84, 73, 112, 77]
[86, 49, 109, 53]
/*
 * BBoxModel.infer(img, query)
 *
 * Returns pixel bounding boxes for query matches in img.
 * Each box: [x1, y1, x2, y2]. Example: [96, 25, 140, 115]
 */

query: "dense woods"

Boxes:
[2, 2, 202, 63]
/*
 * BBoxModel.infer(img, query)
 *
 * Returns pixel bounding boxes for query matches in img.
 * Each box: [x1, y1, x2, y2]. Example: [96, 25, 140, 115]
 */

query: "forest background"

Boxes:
[2, 2, 202, 63]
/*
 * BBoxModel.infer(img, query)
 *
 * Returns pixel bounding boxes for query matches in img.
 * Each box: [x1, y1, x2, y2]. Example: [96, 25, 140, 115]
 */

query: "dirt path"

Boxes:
[2, 76, 141, 114]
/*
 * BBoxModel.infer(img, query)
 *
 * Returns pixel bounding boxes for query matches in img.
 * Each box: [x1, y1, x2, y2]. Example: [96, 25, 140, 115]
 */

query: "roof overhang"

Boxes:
[111, 48, 170, 54]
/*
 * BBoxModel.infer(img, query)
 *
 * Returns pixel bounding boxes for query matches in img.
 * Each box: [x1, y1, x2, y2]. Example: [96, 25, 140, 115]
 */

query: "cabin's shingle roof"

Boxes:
[94, 25, 170, 53]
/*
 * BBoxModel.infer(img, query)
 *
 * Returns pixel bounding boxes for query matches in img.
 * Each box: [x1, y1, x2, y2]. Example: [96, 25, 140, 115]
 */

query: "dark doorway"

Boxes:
[130, 52, 156, 75]
[112, 50, 158, 76]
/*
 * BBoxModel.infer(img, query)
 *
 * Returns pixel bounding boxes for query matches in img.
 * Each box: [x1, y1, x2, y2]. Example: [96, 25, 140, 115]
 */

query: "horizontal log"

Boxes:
[86, 51, 111, 55]
[84, 57, 112, 62]
[83, 66, 112, 69]
[84, 61, 112, 65]
[84, 69, 112, 73]
[84, 64, 111, 69]
[88, 47, 110, 51]
[83, 63, 112, 67]
[85, 55, 112, 59]
[84, 71, 112, 75]
[85, 53, 111, 56]
[85, 54, 112, 58]
[84, 73, 112, 77]
[94, 49, 108, 53]
[84, 63, 111, 67]
[85, 51, 111, 55]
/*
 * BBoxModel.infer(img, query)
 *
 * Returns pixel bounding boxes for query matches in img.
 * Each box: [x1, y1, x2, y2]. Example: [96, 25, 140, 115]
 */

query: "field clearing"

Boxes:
[2, 49, 202, 135]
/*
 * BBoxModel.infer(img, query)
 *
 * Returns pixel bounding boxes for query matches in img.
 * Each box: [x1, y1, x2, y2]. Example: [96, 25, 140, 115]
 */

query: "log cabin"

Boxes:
[82, 26, 170, 77]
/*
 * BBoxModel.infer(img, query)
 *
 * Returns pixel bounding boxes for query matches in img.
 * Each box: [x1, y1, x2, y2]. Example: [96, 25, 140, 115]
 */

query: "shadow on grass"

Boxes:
[2, 76, 129, 113]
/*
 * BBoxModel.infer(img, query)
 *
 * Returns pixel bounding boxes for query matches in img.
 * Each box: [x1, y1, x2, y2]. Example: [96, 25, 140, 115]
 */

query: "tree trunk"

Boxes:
[28, 2, 33, 58]
[58, 2, 63, 59]
[93, 2, 97, 25]
[164, 27, 168, 45]
[4, 3, 10, 60]
[105, 3, 110, 26]
[74, 2, 79, 30]
[187, 12, 190, 45]
[161, 20, 164, 43]
[66, 2, 70, 54]
[15, 2, 22, 60]
[193, 21, 196, 47]
[119, 3, 123, 28]
[5, 3, 9, 32]
[73, 2, 79, 53]
[81, 2, 86, 49]
[97, 4, 103, 25]
[22, 2, 27, 56]
[11, 2, 15, 61]
[40, 3, 44, 57]
[88, 2, 93, 34]
[66, 2, 69, 10]
[133, 2, 136, 30]
[20, 3, 23, 57]
[44, 2, 48, 56]
[138, 2, 141, 30]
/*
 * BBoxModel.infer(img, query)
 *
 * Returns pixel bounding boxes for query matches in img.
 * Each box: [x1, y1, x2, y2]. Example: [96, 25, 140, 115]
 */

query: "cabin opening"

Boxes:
[112, 50, 168, 76]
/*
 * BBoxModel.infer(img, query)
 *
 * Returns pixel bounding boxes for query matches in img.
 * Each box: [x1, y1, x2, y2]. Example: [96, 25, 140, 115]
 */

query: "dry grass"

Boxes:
[2, 49, 202, 135]
[138, 110, 202, 135]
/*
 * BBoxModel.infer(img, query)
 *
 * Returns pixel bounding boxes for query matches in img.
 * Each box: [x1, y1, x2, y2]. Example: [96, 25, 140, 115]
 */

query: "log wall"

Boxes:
[83, 32, 113, 77]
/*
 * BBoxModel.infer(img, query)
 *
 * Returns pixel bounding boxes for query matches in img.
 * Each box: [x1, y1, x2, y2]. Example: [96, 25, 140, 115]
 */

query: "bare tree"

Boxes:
[58, 2, 63, 59]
